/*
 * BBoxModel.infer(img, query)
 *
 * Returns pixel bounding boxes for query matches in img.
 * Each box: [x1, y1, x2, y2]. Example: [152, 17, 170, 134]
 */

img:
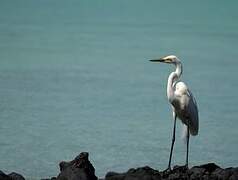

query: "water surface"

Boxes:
[0, 0, 238, 178]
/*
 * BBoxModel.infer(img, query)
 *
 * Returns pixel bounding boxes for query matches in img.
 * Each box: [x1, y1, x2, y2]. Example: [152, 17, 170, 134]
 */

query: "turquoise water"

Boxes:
[0, 0, 238, 178]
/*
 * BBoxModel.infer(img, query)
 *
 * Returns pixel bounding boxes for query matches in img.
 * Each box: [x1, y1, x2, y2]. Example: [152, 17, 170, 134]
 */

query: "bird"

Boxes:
[149, 55, 199, 171]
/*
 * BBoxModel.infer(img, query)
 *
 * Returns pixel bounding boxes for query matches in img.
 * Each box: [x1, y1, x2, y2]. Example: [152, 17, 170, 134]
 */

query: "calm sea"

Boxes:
[0, 0, 238, 179]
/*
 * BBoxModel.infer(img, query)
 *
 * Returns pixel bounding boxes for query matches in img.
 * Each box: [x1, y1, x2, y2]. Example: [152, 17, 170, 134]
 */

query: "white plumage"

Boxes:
[173, 81, 199, 136]
[150, 55, 199, 170]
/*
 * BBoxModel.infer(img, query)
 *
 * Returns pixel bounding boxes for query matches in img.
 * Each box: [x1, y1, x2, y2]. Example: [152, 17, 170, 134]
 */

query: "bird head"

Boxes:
[150, 55, 180, 64]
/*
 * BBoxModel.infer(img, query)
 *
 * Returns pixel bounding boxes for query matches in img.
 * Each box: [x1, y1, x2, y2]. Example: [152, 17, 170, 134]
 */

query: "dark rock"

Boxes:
[213, 168, 232, 180]
[166, 173, 181, 180]
[8, 172, 25, 180]
[0, 171, 25, 180]
[188, 167, 206, 180]
[125, 166, 161, 180]
[41, 178, 57, 180]
[162, 165, 189, 180]
[1, 152, 238, 180]
[105, 163, 238, 180]
[0, 171, 9, 180]
[106, 166, 161, 180]
[188, 166, 206, 175]
[105, 172, 125, 180]
[196, 163, 220, 173]
[230, 173, 238, 180]
[231, 167, 238, 177]
[56, 152, 97, 180]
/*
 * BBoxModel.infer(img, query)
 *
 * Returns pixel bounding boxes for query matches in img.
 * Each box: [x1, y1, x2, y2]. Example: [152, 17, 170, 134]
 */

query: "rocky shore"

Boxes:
[0, 152, 237, 180]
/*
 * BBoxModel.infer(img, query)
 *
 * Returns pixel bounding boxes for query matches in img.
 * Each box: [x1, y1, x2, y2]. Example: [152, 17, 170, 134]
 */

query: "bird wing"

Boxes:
[185, 89, 199, 135]
[173, 82, 199, 136]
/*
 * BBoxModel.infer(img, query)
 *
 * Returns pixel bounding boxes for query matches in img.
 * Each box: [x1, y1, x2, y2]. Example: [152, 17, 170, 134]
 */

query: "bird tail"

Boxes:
[182, 124, 188, 144]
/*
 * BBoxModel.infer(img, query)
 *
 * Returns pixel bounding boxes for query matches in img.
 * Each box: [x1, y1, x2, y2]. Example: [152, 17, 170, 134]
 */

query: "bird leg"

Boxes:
[185, 124, 190, 169]
[167, 113, 177, 170]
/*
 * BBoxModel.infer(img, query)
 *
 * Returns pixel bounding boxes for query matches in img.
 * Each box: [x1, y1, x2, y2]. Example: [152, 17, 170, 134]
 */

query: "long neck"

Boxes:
[167, 62, 183, 101]
[175, 61, 182, 78]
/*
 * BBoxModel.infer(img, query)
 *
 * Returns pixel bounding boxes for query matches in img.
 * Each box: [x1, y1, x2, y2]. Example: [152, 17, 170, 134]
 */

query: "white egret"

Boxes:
[150, 55, 199, 170]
